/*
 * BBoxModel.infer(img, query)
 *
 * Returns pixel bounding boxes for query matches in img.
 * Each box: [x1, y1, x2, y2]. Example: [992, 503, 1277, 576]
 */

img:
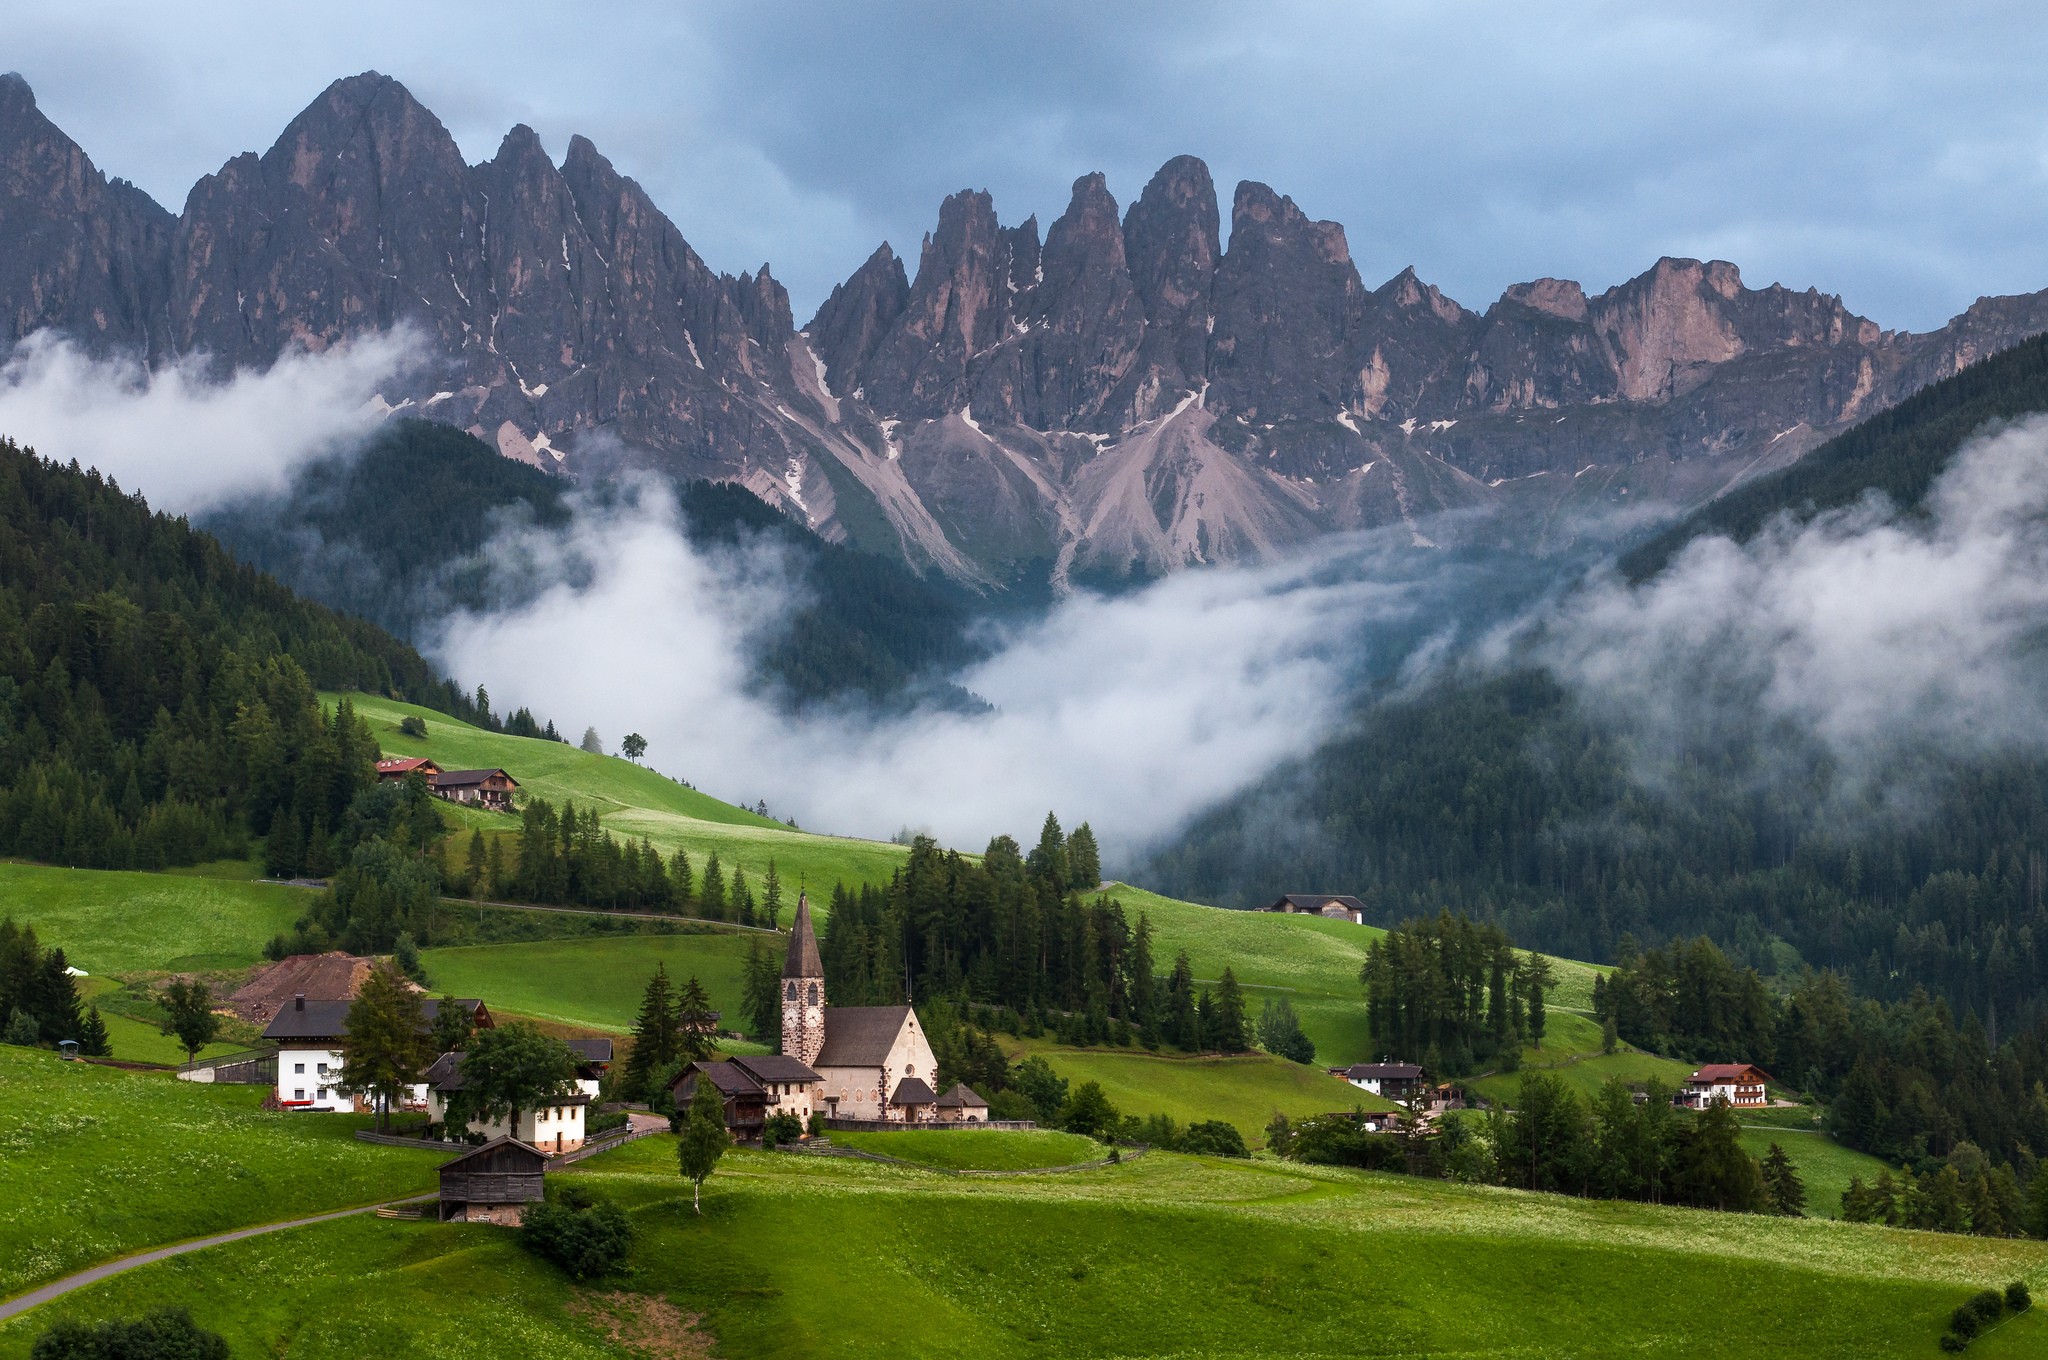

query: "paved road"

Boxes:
[0, 1195, 434, 1325]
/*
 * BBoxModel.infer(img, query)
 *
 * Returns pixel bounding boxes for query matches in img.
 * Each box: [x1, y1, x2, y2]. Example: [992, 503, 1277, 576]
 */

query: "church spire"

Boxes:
[784, 890, 823, 979]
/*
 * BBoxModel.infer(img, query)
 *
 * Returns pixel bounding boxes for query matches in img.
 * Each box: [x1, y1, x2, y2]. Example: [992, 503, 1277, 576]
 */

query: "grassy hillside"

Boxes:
[0, 862, 307, 974]
[0, 1046, 442, 1298]
[7, 1134, 2042, 1358]
[420, 932, 760, 1034]
[1740, 1126, 1893, 1222]
[831, 1128, 1105, 1170]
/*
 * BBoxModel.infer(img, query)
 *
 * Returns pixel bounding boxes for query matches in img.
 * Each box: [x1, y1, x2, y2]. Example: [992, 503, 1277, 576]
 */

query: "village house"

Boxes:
[261, 993, 492, 1112]
[424, 1050, 590, 1153]
[375, 756, 443, 783]
[673, 1052, 824, 1138]
[429, 767, 520, 811]
[436, 1137, 548, 1225]
[1333, 1061, 1425, 1100]
[1259, 894, 1367, 925]
[1678, 1063, 1772, 1109]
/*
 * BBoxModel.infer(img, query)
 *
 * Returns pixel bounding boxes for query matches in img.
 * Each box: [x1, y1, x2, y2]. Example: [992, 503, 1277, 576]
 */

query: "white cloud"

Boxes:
[0, 329, 421, 513]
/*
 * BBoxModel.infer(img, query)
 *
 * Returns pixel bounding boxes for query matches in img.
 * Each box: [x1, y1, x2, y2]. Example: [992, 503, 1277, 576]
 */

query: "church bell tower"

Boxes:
[782, 891, 826, 1067]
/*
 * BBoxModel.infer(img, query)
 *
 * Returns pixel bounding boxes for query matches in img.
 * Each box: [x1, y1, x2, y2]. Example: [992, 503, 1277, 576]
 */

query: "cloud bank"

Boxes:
[0, 330, 419, 513]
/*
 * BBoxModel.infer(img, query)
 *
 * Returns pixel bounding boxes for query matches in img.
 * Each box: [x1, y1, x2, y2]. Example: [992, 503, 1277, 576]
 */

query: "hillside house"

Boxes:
[1334, 1061, 1425, 1100]
[674, 1052, 824, 1138]
[376, 756, 443, 783]
[567, 1037, 612, 1099]
[437, 1138, 547, 1225]
[430, 767, 519, 811]
[261, 994, 492, 1112]
[1261, 894, 1367, 925]
[424, 1050, 590, 1153]
[1679, 1064, 1771, 1109]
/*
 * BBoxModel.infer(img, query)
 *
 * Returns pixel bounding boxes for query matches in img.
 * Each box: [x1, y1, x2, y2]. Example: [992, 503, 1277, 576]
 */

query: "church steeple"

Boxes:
[781, 891, 826, 1067]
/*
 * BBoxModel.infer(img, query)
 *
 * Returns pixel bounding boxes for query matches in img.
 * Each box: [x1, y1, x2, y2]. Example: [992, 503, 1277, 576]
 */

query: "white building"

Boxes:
[423, 1050, 591, 1154]
[260, 993, 490, 1112]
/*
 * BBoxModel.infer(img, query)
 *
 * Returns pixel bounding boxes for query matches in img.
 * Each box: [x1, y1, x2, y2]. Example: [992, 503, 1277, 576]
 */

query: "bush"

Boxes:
[1179, 1120, 1250, 1158]
[2008, 1280, 2032, 1312]
[399, 715, 429, 738]
[987, 1088, 1038, 1123]
[1937, 1332, 1967, 1353]
[520, 1189, 634, 1279]
[32, 1308, 229, 1359]
[762, 1112, 804, 1148]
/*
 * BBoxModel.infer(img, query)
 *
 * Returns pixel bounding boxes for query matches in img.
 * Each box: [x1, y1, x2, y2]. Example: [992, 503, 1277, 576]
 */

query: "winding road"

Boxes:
[0, 1194, 435, 1325]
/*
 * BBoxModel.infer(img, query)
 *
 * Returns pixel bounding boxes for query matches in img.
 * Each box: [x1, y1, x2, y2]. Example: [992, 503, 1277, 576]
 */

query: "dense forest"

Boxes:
[0, 439, 513, 870]
[205, 420, 982, 710]
[1151, 332, 2048, 1028]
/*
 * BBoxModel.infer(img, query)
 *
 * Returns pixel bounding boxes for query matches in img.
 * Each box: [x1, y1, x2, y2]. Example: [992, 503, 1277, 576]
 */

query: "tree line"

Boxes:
[1361, 912, 1552, 1075]
[0, 917, 106, 1054]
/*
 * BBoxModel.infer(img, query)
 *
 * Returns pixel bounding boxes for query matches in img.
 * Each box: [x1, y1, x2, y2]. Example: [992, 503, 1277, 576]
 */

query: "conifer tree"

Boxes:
[623, 965, 679, 1099]
[431, 994, 476, 1054]
[668, 848, 694, 913]
[1761, 1142, 1806, 1216]
[762, 860, 783, 930]
[485, 837, 505, 899]
[1028, 813, 1067, 888]
[700, 854, 726, 921]
[339, 961, 432, 1132]
[1211, 968, 1249, 1052]
[732, 866, 754, 927]
[1066, 823, 1101, 891]
[675, 974, 718, 1064]
[465, 830, 486, 898]
[78, 1004, 110, 1057]
[1524, 954, 1551, 1051]
[740, 938, 782, 1041]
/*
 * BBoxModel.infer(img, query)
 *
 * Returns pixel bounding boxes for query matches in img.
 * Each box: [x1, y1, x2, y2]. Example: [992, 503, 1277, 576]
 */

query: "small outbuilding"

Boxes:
[935, 1083, 990, 1123]
[1260, 894, 1367, 925]
[437, 1137, 547, 1225]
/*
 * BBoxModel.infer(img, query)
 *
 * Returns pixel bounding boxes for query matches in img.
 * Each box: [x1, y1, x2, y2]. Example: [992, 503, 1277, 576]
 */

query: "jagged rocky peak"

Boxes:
[1117, 154, 1220, 416]
[805, 242, 910, 397]
[1499, 277, 1590, 321]
[996, 171, 1144, 428]
[860, 187, 1022, 417]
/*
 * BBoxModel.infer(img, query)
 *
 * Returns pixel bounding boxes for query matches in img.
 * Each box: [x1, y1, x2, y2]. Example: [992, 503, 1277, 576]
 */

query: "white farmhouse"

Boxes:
[260, 993, 490, 1112]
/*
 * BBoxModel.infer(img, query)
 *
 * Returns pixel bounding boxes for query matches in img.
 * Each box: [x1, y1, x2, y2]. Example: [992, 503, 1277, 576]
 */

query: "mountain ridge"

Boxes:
[7, 70, 2048, 587]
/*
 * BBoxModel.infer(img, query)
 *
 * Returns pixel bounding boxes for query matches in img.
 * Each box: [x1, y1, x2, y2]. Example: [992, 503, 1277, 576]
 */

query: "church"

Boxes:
[674, 893, 988, 1130]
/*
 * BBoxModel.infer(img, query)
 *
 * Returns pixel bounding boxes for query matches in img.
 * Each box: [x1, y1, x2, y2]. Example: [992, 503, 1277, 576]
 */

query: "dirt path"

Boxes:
[0, 1194, 434, 1325]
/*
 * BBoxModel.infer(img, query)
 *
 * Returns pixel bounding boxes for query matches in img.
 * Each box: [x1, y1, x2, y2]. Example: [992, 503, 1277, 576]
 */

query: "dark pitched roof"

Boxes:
[432, 768, 517, 788]
[1268, 894, 1366, 913]
[566, 1038, 613, 1064]
[427, 1050, 588, 1104]
[1690, 1064, 1771, 1084]
[1344, 1062, 1423, 1080]
[674, 1060, 765, 1098]
[438, 1136, 547, 1171]
[936, 1082, 988, 1108]
[891, 1076, 938, 1106]
[783, 892, 823, 979]
[814, 1005, 913, 1068]
[730, 1053, 820, 1085]
[262, 997, 352, 1040]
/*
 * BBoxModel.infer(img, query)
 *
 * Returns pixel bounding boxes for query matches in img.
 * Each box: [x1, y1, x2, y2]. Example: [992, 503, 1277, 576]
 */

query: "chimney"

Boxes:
[294, 994, 305, 1011]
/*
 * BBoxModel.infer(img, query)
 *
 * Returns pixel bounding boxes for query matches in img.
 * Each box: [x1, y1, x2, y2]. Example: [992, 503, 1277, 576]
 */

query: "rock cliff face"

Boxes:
[6, 70, 2048, 588]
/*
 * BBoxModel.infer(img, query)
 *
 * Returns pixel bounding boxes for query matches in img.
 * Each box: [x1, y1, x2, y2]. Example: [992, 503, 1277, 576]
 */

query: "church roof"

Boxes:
[783, 892, 823, 979]
[936, 1082, 988, 1108]
[891, 1075, 938, 1106]
[814, 1005, 914, 1068]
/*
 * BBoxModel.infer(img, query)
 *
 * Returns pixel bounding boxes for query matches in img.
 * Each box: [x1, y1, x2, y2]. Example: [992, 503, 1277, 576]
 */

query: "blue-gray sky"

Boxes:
[12, 1, 2047, 331]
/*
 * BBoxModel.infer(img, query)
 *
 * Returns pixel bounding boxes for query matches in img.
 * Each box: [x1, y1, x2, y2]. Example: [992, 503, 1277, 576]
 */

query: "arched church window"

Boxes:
[785, 981, 797, 1001]
[807, 982, 819, 1006]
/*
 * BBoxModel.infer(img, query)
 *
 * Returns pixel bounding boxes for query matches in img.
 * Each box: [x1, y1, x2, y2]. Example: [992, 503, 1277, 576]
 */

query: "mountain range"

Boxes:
[8, 69, 2048, 588]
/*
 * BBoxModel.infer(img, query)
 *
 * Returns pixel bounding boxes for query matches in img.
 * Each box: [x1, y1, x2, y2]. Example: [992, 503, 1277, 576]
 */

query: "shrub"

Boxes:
[1937, 1332, 1967, 1353]
[399, 715, 429, 738]
[31, 1308, 229, 1359]
[2008, 1280, 2032, 1312]
[1179, 1120, 1250, 1158]
[761, 1112, 804, 1148]
[520, 1189, 634, 1279]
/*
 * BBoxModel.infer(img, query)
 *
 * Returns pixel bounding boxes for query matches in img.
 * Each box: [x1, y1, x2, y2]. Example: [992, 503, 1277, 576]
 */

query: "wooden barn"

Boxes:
[1260, 894, 1367, 925]
[437, 1137, 547, 1224]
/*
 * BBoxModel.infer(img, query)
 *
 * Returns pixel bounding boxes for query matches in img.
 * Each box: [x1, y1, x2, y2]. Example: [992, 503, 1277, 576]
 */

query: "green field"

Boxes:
[344, 692, 915, 896]
[1465, 1015, 1698, 1108]
[8, 1133, 2042, 1358]
[1741, 1127, 1893, 1222]
[421, 931, 761, 1034]
[0, 862, 308, 975]
[1005, 1039, 1390, 1140]
[830, 1128, 1106, 1170]
[92, 1011, 241, 1066]
[0, 1046, 442, 1298]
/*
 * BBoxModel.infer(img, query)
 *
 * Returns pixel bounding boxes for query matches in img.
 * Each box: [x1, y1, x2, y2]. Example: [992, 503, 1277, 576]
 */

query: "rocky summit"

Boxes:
[6, 70, 2048, 588]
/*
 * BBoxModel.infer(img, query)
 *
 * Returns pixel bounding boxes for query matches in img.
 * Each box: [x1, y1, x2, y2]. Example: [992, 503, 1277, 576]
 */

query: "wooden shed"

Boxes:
[437, 1137, 547, 1224]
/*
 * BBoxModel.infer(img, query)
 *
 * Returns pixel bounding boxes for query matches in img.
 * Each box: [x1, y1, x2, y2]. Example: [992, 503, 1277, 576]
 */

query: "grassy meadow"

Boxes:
[7, 1134, 2043, 1358]
[420, 932, 762, 1033]
[1741, 1126, 1893, 1222]
[0, 1046, 442, 1298]
[830, 1128, 1106, 1170]
[0, 862, 308, 975]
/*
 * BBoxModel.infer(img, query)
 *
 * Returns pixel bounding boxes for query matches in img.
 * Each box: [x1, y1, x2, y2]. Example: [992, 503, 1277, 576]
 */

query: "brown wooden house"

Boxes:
[376, 756, 443, 782]
[437, 1137, 547, 1224]
[430, 768, 519, 811]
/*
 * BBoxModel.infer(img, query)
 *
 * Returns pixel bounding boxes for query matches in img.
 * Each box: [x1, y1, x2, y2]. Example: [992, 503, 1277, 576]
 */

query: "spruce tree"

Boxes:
[668, 848, 694, 913]
[623, 965, 679, 1099]
[338, 961, 432, 1132]
[700, 854, 726, 921]
[761, 860, 783, 929]
[1067, 823, 1102, 891]
[1211, 969, 1249, 1052]
[1525, 954, 1551, 1051]
[465, 831, 486, 898]
[732, 866, 754, 927]
[78, 1004, 111, 1057]
[1761, 1142, 1806, 1216]
[675, 974, 718, 1064]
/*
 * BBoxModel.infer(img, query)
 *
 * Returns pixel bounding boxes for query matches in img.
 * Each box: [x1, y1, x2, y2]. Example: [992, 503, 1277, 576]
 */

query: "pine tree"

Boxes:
[761, 860, 783, 930]
[78, 1004, 110, 1057]
[1761, 1142, 1806, 1216]
[465, 830, 486, 898]
[675, 974, 718, 1064]
[623, 965, 679, 1100]
[1211, 968, 1249, 1052]
[700, 854, 726, 922]
[1067, 823, 1102, 891]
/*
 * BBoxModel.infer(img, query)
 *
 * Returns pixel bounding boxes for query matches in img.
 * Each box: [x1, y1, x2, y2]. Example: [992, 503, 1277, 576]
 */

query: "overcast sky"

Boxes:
[11, 1, 2048, 331]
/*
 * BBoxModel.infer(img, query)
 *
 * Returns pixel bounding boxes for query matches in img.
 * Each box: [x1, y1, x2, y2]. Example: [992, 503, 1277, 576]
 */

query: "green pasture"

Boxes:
[13, 1133, 2043, 1358]
[0, 1046, 442, 1299]
[1740, 1127, 1892, 1222]
[420, 931, 762, 1035]
[830, 1128, 1105, 1170]
[0, 862, 308, 975]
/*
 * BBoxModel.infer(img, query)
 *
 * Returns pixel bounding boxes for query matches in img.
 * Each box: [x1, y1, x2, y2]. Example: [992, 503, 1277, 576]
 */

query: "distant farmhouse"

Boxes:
[376, 756, 520, 812]
[675, 893, 989, 1136]
[1679, 1064, 1771, 1109]
[425, 1039, 610, 1154]
[1333, 1061, 1425, 1100]
[437, 1138, 548, 1224]
[1260, 894, 1366, 925]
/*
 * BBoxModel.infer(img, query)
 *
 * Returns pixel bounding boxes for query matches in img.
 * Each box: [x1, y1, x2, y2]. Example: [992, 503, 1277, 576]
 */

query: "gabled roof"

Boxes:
[1268, 894, 1367, 913]
[891, 1076, 937, 1106]
[730, 1053, 820, 1085]
[936, 1082, 988, 1108]
[376, 757, 441, 776]
[814, 1005, 915, 1068]
[1344, 1062, 1423, 1080]
[428, 1049, 589, 1104]
[438, 1136, 547, 1171]
[267, 993, 485, 1043]
[566, 1038, 613, 1065]
[432, 768, 518, 789]
[1689, 1063, 1771, 1084]
[674, 1060, 766, 1098]
[783, 892, 823, 979]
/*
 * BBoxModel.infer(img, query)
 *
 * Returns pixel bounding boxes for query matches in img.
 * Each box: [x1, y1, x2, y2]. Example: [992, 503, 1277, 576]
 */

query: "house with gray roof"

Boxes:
[261, 993, 490, 1113]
